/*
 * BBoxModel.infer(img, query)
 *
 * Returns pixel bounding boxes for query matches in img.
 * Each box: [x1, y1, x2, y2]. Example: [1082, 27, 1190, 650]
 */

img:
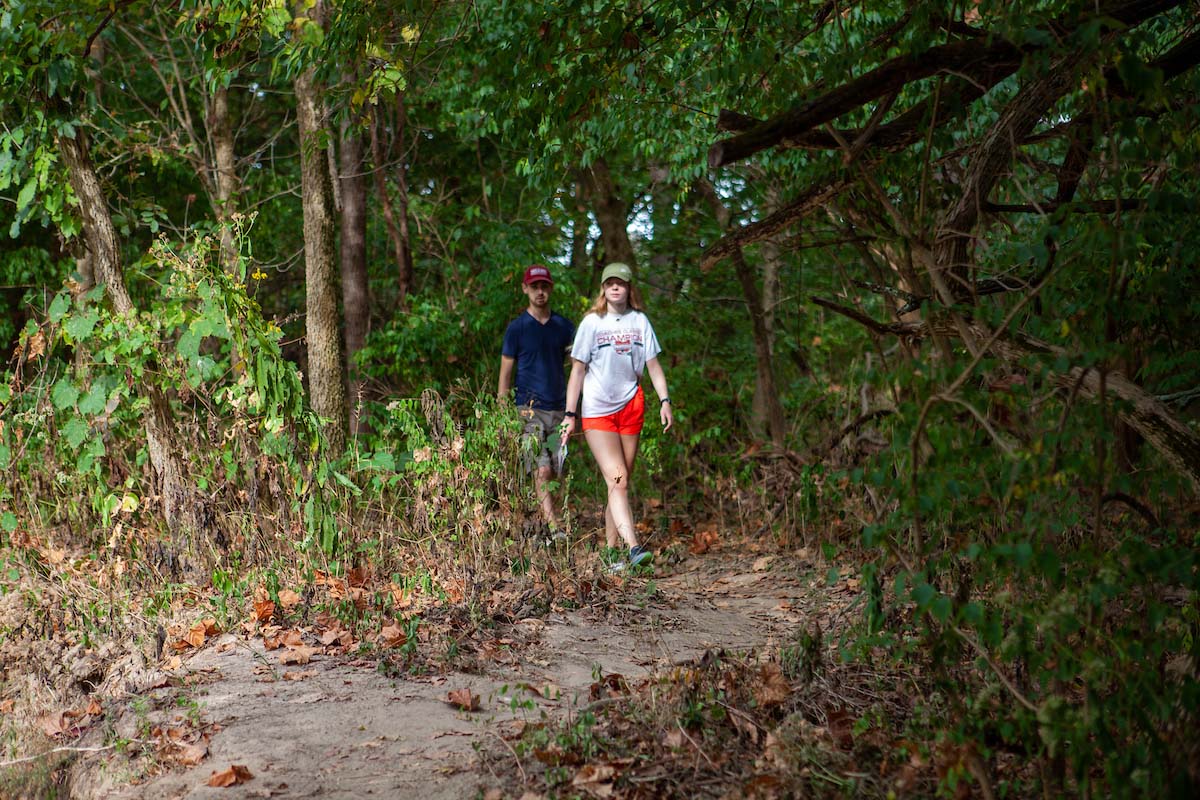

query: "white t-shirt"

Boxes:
[571, 309, 662, 417]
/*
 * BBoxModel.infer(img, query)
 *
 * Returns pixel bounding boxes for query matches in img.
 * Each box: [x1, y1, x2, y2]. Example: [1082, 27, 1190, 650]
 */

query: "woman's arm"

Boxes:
[561, 358, 587, 441]
[646, 357, 673, 432]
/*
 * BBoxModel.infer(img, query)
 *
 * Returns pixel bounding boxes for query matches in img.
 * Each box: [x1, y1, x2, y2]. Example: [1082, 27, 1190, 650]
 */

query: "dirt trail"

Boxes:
[70, 549, 837, 799]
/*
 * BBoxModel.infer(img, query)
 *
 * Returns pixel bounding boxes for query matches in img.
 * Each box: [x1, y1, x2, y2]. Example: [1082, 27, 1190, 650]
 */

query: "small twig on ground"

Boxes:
[0, 743, 119, 768]
[488, 729, 526, 784]
[677, 721, 717, 769]
[953, 624, 1037, 713]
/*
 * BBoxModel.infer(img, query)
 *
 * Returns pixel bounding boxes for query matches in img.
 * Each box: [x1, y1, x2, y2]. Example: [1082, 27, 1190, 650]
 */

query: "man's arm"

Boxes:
[498, 355, 516, 402]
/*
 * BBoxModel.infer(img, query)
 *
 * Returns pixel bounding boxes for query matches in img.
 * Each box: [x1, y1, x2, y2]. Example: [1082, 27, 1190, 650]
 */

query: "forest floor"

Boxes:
[4, 525, 880, 800]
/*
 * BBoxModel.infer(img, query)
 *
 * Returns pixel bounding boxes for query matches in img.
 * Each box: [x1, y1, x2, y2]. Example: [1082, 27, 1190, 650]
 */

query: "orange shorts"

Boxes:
[582, 387, 645, 435]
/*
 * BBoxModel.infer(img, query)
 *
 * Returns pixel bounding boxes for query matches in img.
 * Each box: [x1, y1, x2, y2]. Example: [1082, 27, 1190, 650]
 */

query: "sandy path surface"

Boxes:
[70, 553, 828, 799]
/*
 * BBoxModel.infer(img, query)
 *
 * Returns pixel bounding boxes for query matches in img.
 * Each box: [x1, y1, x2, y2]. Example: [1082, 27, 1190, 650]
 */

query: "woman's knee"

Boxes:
[605, 472, 631, 492]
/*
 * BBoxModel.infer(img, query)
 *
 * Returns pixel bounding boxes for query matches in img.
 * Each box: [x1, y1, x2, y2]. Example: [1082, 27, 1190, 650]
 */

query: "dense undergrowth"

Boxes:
[1, 230, 1198, 799]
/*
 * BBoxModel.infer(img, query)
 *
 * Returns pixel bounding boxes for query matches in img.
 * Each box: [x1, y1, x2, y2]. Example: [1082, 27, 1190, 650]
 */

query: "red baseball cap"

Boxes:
[523, 264, 553, 286]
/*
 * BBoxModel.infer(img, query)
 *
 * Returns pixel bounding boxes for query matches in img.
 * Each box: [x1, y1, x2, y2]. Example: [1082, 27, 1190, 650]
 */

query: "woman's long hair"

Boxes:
[587, 283, 645, 316]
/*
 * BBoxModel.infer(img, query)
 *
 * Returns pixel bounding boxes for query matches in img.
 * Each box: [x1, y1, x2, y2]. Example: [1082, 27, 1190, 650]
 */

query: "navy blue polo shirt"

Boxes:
[502, 311, 575, 410]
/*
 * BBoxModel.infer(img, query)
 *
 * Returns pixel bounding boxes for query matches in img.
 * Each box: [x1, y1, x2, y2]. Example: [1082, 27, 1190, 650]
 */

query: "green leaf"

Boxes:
[0, 511, 16, 534]
[48, 292, 70, 323]
[332, 470, 362, 496]
[960, 602, 984, 625]
[930, 596, 952, 622]
[51, 377, 79, 409]
[77, 381, 107, 415]
[62, 417, 89, 448]
[361, 451, 396, 471]
[911, 582, 936, 608]
[15, 177, 35, 212]
[63, 310, 99, 342]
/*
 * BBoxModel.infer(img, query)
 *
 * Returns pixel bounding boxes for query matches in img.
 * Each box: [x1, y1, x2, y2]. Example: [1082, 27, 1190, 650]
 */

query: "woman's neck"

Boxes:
[607, 300, 629, 316]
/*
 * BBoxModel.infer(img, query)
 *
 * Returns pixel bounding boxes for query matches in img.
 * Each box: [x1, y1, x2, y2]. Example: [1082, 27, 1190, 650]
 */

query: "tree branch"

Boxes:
[984, 198, 1145, 214]
[709, 0, 1186, 168]
[815, 298, 1200, 490]
[699, 176, 851, 271]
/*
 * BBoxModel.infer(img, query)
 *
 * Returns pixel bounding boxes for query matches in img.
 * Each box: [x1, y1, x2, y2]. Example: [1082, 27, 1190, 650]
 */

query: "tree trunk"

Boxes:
[584, 157, 637, 268]
[696, 178, 788, 445]
[207, 84, 241, 273]
[648, 164, 674, 275]
[733, 248, 789, 445]
[295, 62, 347, 455]
[339, 117, 369, 436]
[570, 179, 592, 274]
[370, 101, 414, 308]
[57, 129, 194, 532]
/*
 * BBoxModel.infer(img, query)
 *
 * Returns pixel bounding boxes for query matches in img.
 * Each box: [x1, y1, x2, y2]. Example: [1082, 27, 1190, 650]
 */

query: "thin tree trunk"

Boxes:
[648, 164, 674, 275]
[732, 247, 789, 445]
[370, 102, 414, 308]
[207, 84, 241, 273]
[696, 178, 788, 445]
[339, 118, 369, 437]
[569, 179, 592, 274]
[58, 129, 193, 532]
[295, 61, 347, 455]
[393, 96, 415, 303]
[584, 157, 637, 268]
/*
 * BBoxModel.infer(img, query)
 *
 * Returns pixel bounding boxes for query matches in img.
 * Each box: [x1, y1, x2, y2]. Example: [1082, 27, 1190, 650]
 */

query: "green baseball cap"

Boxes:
[600, 262, 633, 285]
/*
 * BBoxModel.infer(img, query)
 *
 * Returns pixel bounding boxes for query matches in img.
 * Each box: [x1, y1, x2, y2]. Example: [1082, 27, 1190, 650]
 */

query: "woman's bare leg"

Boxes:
[585, 429, 640, 549]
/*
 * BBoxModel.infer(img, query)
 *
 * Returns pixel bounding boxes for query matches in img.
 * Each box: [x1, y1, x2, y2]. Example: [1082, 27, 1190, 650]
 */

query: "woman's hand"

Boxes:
[559, 414, 577, 444]
[660, 400, 674, 432]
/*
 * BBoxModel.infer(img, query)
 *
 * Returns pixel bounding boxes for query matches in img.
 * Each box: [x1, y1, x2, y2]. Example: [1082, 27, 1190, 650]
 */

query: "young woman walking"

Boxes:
[560, 262, 673, 570]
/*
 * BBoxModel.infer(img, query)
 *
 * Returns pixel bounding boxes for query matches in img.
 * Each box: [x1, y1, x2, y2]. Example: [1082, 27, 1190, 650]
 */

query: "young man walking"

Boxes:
[498, 264, 576, 531]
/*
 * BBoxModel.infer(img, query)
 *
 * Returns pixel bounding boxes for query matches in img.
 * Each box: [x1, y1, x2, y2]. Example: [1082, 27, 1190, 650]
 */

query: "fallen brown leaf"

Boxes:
[279, 645, 320, 666]
[277, 589, 302, 609]
[572, 763, 617, 798]
[446, 688, 480, 712]
[183, 618, 219, 649]
[753, 663, 791, 708]
[37, 711, 70, 739]
[282, 670, 318, 681]
[826, 706, 855, 750]
[689, 529, 720, 555]
[319, 628, 352, 647]
[378, 623, 407, 648]
[207, 764, 254, 787]
[177, 740, 209, 766]
[252, 600, 276, 623]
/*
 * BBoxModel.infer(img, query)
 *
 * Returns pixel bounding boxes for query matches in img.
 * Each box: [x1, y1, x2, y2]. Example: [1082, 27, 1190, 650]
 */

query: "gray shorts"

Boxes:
[519, 408, 565, 474]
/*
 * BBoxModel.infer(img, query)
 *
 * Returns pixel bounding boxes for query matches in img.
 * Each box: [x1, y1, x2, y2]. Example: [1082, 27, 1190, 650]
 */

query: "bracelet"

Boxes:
[660, 398, 671, 405]
[564, 411, 577, 418]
